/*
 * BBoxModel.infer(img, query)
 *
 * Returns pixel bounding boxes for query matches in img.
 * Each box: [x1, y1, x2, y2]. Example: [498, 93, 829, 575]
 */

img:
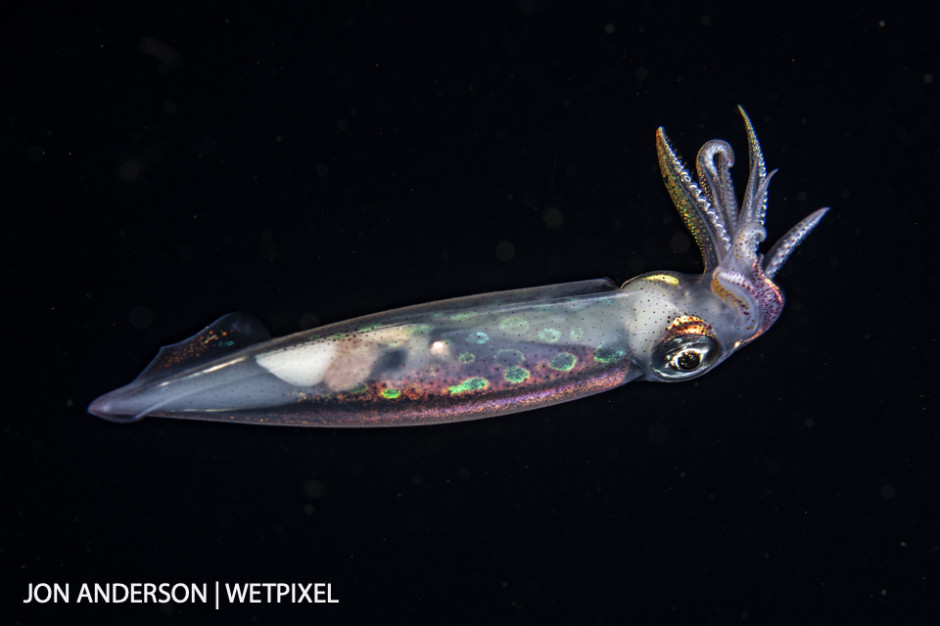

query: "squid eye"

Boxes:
[651, 335, 720, 380]
[676, 350, 701, 370]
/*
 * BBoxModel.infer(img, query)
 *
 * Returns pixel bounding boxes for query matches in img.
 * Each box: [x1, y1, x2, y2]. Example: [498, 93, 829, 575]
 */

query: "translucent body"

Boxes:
[89, 108, 827, 427]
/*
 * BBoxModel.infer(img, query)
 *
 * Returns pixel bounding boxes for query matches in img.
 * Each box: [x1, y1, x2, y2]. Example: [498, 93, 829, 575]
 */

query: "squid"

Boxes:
[89, 108, 827, 427]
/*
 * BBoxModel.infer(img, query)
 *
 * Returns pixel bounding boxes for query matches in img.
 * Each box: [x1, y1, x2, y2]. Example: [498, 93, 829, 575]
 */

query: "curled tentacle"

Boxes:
[697, 139, 739, 238]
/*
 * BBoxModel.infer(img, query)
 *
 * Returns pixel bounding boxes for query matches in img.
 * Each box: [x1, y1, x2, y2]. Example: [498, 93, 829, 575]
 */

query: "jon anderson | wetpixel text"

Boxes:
[24, 582, 339, 607]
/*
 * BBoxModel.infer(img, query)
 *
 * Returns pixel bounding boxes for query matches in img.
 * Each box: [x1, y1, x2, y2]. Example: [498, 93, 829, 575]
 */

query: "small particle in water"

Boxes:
[495, 240, 515, 261]
[129, 305, 153, 330]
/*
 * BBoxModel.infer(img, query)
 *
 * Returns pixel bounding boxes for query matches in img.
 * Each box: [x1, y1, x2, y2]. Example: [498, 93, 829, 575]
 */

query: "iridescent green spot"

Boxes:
[381, 388, 401, 399]
[458, 352, 476, 364]
[570, 327, 584, 341]
[504, 366, 530, 384]
[467, 331, 490, 344]
[538, 328, 562, 343]
[448, 377, 489, 395]
[349, 383, 369, 395]
[495, 349, 524, 366]
[549, 352, 577, 371]
[357, 324, 381, 333]
[594, 344, 627, 364]
[449, 312, 479, 322]
[499, 316, 530, 334]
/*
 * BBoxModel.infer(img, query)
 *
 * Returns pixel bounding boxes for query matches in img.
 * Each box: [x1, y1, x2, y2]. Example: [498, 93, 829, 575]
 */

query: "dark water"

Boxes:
[7, 3, 937, 624]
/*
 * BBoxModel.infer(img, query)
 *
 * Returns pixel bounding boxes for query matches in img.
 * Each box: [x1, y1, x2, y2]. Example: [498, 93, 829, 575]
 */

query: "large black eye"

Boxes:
[676, 350, 701, 370]
[651, 334, 720, 380]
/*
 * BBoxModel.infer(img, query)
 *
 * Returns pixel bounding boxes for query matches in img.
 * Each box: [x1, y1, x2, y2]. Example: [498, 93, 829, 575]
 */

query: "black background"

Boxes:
[6, 2, 937, 624]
